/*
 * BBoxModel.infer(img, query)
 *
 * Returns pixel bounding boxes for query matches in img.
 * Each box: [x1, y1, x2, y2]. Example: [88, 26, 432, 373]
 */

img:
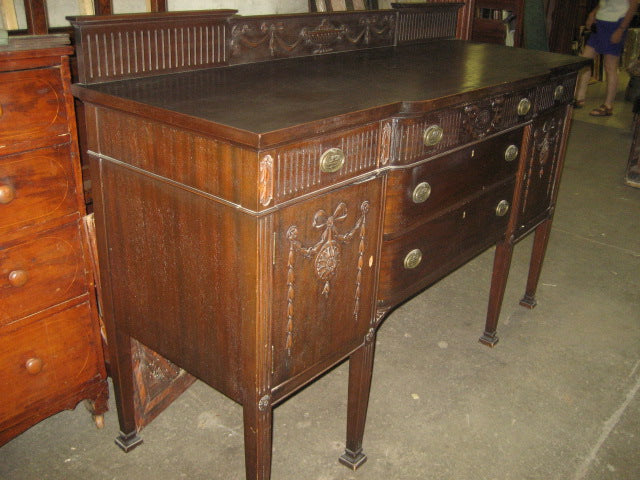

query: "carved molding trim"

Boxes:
[284, 201, 370, 356]
[462, 96, 505, 139]
[231, 15, 395, 58]
[259, 155, 274, 206]
[380, 122, 392, 165]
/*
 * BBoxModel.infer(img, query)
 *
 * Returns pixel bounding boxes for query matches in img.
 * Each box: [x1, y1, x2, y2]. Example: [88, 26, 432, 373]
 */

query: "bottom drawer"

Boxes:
[0, 300, 104, 423]
[378, 181, 515, 307]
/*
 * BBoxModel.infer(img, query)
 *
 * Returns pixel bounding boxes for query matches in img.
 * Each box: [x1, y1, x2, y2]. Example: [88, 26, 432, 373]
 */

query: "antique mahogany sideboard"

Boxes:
[68, 6, 589, 480]
[0, 35, 108, 445]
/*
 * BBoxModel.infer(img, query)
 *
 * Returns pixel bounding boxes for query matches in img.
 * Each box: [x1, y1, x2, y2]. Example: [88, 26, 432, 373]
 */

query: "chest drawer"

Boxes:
[0, 301, 103, 425]
[392, 89, 534, 166]
[0, 143, 79, 235]
[384, 128, 523, 237]
[0, 220, 88, 326]
[265, 122, 379, 206]
[0, 67, 69, 148]
[378, 180, 515, 307]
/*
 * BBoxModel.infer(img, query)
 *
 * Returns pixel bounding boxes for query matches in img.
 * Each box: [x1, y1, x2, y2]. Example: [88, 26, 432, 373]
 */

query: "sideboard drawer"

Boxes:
[0, 301, 103, 424]
[268, 122, 380, 204]
[392, 89, 535, 166]
[0, 67, 69, 147]
[0, 221, 88, 326]
[378, 180, 515, 306]
[384, 128, 523, 237]
[0, 143, 78, 235]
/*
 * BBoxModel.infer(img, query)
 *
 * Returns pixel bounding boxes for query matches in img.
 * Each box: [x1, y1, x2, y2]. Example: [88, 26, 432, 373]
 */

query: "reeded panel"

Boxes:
[272, 123, 379, 204]
[70, 12, 236, 83]
[395, 3, 462, 43]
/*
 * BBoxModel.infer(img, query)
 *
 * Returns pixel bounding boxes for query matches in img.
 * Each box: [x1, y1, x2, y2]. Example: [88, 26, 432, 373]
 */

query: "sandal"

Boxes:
[573, 99, 585, 109]
[589, 104, 613, 117]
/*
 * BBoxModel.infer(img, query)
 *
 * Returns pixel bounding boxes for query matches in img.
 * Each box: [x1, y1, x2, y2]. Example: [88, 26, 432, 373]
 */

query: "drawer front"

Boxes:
[0, 67, 69, 147]
[384, 128, 523, 236]
[0, 221, 88, 327]
[267, 122, 379, 205]
[0, 301, 103, 424]
[535, 75, 576, 112]
[392, 89, 535, 166]
[378, 181, 515, 307]
[0, 143, 78, 235]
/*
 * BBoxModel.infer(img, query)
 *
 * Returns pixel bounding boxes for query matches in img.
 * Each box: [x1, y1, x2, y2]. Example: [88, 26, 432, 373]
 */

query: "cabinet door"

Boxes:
[271, 178, 382, 388]
[516, 107, 568, 235]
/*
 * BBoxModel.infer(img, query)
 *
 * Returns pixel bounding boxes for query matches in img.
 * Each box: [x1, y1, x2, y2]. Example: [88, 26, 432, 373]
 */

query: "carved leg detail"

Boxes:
[339, 341, 375, 470]
[243, 398, 273, 480]
[520, 219, 553, 309]
[480, 240, 514, 347]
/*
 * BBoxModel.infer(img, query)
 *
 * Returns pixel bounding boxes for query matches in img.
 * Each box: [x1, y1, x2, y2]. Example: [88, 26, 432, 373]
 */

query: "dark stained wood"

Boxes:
[0, 36, 108, 446]
[69, 11, 590, 480]
[93, 0, 113, 16]
[24, 0, 49, 35]
[148, 0, 167, 12]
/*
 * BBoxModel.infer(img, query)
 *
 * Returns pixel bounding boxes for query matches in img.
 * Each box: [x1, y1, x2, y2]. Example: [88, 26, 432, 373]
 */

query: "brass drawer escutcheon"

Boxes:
[319, 147, 346, 173]
[403, 249, 423, 269]
[423, 125, 444, 146]
[412, 182, 432, 203]
[0, 184, 16, 204]
[554, 85, 565, 101]
[517, 98, 532, 116]
[504, 144, 519, 162]
[495, 200, 510, 217]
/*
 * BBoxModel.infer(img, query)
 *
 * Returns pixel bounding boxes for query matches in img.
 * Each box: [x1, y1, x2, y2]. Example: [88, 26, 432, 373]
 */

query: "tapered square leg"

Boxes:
[480, 240, 514, 347]
[519, 220, 553, 309]
[340, 340, 375, 470]
[243, 397, 273, 480]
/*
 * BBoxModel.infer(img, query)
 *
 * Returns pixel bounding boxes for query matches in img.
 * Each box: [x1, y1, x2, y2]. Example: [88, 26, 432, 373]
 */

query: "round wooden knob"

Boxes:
[8, 269, 28, 287]
[0, 184, 16, 204]
[25, 357, 43, 375]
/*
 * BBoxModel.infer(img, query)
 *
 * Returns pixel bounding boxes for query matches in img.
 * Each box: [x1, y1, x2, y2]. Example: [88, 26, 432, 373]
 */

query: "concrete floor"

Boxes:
[2, 78, 639, 480]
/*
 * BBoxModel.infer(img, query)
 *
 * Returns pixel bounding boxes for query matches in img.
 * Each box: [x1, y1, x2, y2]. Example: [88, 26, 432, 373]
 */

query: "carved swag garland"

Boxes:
[285, 201, 369, 356]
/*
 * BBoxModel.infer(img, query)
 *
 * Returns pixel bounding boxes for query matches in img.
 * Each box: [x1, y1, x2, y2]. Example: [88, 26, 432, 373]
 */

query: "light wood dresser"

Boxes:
[0, 35, 108, 446]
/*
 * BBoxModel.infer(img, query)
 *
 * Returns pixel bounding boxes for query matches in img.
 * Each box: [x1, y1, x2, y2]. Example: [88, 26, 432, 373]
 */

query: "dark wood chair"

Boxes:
[309, 0, 378, 13]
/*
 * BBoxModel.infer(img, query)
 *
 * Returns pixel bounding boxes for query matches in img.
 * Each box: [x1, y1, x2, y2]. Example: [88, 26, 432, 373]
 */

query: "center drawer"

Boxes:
[378, 180, 515, 307]
[384, 128, 523, 238]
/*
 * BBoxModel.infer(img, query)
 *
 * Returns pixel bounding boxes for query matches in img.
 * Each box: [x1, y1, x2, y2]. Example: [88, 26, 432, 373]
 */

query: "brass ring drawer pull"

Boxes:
[0, 184, 16, 204]
[8, 269, 28, 287]
[319, 148, 346, 173]
[423, 125, 444, 146]
[404, 249, 423, 269]
[25, 357, 43, 375]
[517, 98, 532, 116]
[554, 85, 565, 101]
[495, 200, 510, 217]
[412, 182, 432, 203]
[504, 144, 519, 162]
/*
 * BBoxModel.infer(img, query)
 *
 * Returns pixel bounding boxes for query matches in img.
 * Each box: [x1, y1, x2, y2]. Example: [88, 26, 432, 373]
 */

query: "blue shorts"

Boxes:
[587, 19, 627, 56]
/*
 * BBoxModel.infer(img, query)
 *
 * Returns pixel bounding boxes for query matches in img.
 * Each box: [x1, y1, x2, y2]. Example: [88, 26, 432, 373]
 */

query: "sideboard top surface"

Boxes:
[73, 40, 588, 148]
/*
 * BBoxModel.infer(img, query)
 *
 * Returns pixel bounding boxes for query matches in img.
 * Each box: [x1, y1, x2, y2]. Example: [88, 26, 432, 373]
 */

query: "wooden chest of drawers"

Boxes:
[0, 35, 108, 446]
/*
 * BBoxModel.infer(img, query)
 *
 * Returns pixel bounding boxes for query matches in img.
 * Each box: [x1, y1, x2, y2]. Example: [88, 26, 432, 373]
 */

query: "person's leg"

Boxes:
[603, 53, 620, 108]
[575, 45, 597, 104]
